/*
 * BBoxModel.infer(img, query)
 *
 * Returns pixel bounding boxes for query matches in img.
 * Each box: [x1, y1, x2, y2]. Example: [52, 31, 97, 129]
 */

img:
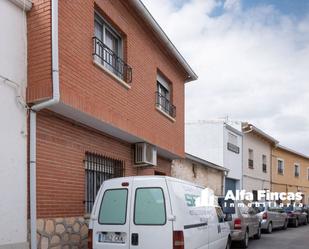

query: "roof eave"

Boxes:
[130, 0, 198, 82]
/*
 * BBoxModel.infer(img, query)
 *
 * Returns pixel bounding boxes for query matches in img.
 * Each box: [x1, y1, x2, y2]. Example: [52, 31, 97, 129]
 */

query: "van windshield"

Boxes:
[99, 189, 128, 225]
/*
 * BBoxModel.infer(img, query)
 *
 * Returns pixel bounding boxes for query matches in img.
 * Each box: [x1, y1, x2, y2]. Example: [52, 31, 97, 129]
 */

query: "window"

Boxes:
[307, 168, 309, 181]
[134, 188, 166, 225]
[228, 132, 238, 145]
[227, 132, 240, 154]
[262, 155, 267, 173]
[294, 164, 300, 177]
[277, 159, 284, 175]
[93, 13, 132, 83]
[248, 149, 254, 168]
[156, 73, 176, 118]
[84, 152, 124, 213]
[99, 189, 128, 224]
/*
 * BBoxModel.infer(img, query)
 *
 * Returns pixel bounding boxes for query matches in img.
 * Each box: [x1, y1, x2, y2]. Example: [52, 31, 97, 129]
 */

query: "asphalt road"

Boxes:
[232, 224, 309, 249]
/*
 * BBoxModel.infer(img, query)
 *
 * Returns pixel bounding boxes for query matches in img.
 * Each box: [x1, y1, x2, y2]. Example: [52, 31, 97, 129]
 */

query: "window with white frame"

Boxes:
[228, 132, 238, 145]
[93, 13, 131, 82]
[227, 132, 240, 154]
[277, 159, 284, 175]
[294, 164, 300, 177]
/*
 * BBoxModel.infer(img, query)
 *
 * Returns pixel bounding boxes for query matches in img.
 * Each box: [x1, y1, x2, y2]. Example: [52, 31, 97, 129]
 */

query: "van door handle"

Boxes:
[131, 233, 139, 246]
[217, 224, 221, 233]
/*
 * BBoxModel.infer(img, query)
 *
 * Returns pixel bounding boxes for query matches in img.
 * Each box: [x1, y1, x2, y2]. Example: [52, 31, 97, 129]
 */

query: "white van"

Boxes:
[88, 176, 231, 249]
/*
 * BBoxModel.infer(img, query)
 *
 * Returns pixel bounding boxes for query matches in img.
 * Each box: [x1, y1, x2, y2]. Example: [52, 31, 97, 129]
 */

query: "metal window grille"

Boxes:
[155, 91, 176, 118]
[84, 152, 124, 213]
[93, 37, 132, 83]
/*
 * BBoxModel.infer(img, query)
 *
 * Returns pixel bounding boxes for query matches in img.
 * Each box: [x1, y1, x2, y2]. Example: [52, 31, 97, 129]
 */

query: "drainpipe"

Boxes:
[29, 0, 59, 248]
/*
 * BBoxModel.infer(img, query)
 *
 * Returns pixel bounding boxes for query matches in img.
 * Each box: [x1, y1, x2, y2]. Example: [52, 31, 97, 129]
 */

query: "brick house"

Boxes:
[27, 0, 197, 248]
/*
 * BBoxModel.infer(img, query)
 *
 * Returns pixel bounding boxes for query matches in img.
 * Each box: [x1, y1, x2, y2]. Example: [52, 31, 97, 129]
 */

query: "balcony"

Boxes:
[156, 92, 176, 118]
[248, 159, 254, 169]
[92, 37, 132, 84]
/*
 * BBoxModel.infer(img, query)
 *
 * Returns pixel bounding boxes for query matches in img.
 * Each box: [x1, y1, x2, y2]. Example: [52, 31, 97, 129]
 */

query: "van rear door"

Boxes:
[92, 178, 132, 249]
[129, 177, 173, 249]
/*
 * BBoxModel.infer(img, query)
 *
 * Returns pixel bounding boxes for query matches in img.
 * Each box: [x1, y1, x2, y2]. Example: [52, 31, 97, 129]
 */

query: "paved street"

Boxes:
[232, 225, 309, 249]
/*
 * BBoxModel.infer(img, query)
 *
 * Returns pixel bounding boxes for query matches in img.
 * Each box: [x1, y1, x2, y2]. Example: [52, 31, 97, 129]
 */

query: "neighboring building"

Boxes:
[27, 0, 196, 248]
[0, 1, 32, 248]
[272, 145, 309, 205]
[172, 153, 229, 196]
[242, 123, 278, 196]
[186, 120, 243, 194]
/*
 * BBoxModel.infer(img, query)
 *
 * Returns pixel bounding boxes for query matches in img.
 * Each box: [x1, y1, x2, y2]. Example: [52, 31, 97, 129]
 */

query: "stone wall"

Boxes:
[29, 217, 89, 249]
[172, 158, 225, 196]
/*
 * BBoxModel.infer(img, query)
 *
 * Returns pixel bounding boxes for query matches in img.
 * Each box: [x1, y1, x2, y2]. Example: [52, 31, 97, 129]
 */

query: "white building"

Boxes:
[0, 1, 31, 248]
[186, 120, 243, 194]
[242, 123, 278, 196]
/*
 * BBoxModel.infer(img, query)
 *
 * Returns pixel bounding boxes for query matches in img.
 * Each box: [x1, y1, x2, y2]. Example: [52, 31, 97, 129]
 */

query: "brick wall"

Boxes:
[27, 0, 187, 158]
[36, 110, 172, 218]
[27, 0, 52, 102]
[36, 110, 135, 218]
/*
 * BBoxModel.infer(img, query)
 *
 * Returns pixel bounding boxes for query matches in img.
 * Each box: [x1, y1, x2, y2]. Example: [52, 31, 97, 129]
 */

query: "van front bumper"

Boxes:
[230, 230, 245, 241]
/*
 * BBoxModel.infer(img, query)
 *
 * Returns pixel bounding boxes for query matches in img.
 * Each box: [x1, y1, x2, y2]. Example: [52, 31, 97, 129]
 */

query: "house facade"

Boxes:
[0, 1, 32, 248]
[242, 123, 278, 196]
[27, 0, 196, 248]
[186, 120, 243, 194]
[172, 153, 229, 196]
[271, 145, 309, 205]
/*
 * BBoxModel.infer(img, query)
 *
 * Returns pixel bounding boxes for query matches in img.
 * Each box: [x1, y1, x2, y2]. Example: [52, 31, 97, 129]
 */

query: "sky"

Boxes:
[142, 0, 309, 155]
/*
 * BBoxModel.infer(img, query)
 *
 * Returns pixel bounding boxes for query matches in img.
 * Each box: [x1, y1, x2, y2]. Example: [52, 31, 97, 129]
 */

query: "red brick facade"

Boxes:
[36, 110, 171, 218]
[28, 0, 188, 157]
[27, 0, 187, 219]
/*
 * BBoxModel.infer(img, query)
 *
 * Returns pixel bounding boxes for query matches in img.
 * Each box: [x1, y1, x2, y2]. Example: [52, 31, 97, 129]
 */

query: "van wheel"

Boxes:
[266, 222, 273, 234]
[240, 230, 249, 248]
[282, 220, 288, 230]
[225, 237, 231, 249]
[254, 226, 261, 240]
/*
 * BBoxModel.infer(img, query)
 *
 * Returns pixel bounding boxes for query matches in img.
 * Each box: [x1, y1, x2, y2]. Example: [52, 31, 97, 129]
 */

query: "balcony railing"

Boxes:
[156, 92, 176, 118]
[92, 37, 132, 83]
[248, 159, 254, 168]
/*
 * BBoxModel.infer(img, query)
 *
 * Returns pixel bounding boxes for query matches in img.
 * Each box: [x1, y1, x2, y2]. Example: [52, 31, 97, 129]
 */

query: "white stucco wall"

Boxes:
[0, 1, 28, 248]
[223, 125, 243, 183]
[186, 121, 243, 188]
[242, 132, 272, 192]
[186, 121, 224, 166]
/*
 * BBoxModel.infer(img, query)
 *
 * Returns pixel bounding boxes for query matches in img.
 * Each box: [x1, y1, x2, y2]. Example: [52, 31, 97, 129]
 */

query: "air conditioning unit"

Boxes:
[134, 143, 157, 166]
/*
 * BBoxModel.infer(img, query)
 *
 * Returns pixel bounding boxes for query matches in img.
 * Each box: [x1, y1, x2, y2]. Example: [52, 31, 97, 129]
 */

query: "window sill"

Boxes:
[93, 60, 131, 90]
[156, 106, 175, 122]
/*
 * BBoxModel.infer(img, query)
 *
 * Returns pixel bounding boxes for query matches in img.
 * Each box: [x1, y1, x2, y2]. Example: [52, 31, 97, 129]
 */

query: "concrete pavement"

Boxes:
[232, 224, 309, 249]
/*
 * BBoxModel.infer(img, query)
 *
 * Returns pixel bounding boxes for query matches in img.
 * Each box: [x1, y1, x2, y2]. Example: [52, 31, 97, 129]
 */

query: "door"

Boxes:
[225, 178, 236, 195]
[130, 178, 173, 249]
[92, 178, 132, 249]
[209, 207, 229, 249]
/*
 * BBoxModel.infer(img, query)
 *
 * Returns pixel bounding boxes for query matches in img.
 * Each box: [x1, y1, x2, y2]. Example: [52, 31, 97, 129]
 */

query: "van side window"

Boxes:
[134, 188, 166, 225]
[98, 189, 128, 225]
